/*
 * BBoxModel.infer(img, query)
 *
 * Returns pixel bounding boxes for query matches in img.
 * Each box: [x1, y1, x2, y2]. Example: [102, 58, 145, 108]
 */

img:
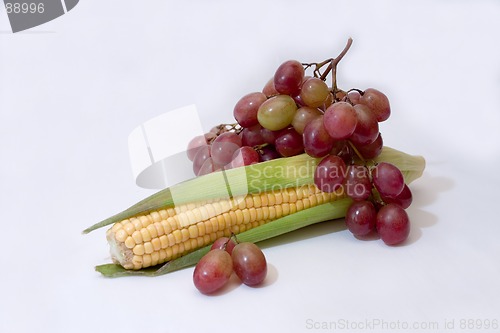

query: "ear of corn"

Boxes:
[86, 147, 425, 278]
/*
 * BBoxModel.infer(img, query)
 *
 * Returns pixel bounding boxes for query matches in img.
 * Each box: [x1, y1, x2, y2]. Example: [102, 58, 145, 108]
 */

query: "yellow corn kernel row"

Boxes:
[106, 184, 342, 270]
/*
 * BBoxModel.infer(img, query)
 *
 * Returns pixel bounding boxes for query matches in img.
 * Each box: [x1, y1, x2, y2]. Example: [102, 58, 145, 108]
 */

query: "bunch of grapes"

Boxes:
[187, 38, 413, 245]
[193, 237, 267, 294]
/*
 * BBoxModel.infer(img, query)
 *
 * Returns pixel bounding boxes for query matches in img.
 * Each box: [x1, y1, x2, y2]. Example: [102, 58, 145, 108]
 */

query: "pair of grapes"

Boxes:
[193, 237, 267, 295]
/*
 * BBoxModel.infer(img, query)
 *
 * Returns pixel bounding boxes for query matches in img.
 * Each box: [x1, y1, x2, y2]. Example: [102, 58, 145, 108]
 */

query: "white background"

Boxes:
[1, 1, 500, 332]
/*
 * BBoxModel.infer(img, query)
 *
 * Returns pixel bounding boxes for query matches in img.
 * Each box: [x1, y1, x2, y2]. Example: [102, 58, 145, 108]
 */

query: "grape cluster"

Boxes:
[187, 38, 413, 245]
[193, 237, 267, 294]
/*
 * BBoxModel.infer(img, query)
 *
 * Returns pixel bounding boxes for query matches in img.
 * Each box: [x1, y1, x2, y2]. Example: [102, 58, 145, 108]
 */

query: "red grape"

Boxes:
[344, 165, 372, 201]
[233, 92, 267, 128]
[376, 203, 410, 245]
[359, 88, 391, 122]
[232, 242, 267, 286]
[187, 135, 208, 161]
[323, 102, 358, 139]
[193, 249, 233, 294]
[275, 128, 304, 157]
[262, 77, 278, 97]
[211, 237, 236, 255]
[258, 145, 281, 162]
[345, 200, 377, 236]
[303, 116, 335, 158]
[314, 155, 347, 193]
[241, 125, 266, 147]
[372, 162, 405, 197]
[354, 133, 383, 159]
[193, 145, 211, 175]
[211, 132, 242, 167]
[230, 146, 259, 168]
[273, 60, 304, 96]
[382, 184, 413, 209]
[350, 104, 379, 146]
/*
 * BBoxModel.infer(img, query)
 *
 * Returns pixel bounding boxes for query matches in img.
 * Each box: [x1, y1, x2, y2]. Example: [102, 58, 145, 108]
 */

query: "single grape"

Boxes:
[197, 157, 217, 176]
[300, 77, 330, 108]
[230, 146, 259, 168]
[372, 162, 405, 197]
[275, 128, 304, 157]
[211, 132, 242, 167]
[273, 60, 304, 96]
[314, 155, 347, 193]
[303, 116, 335, 158]
[345, 200, 377, 236]
[211, 237, 236, 255]
[262, 77, 278, 97]
[350, 104, 379, 146]
[193, 145, 211, 175]
[323, 102, 358, 140]
[344, 165, 372, 201]
[376, 203, 410, 245]
[233, 92, 267, 128]
[291, 106, 322, 135]
[241, 125, 266, 147]
[258, 145, 281, 162]
[257, 95, 297, 131]
[359, 88, 391, 122]
[232, 242, 267, 286]
[347, 90, 361, 104]
[355, 133, 383, 159]
[381, 184, 413, 209]
[193, 249, 233, 294]
[187, 135, 208, 161]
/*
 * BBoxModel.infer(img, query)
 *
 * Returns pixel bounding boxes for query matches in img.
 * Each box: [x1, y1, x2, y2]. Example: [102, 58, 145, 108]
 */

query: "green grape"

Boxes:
[257, 95, 297, 131]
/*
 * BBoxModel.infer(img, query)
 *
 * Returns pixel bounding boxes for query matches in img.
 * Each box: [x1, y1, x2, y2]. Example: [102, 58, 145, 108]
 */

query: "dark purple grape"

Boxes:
[344, 165, 372, 201]
[381, 184, 413, 209]
[376, 203, 410, 245]
[350, 104, 379, 146]
[232, 242, 267, 286]
[303, 116, 335, 158]
[273, 60, 304, 96]
[241, 125, 266, 147]
[359, 88, 391, 122]
[258, 145, 281, 162]
[193, 249, 233, 294]
[211, 237, 236, 255]
[355, 133, 383, 159]
[274, 128, 304, 157]
[330, 141, 354, 165]
[372, 162, 405, 197]
[314, 155, 347, 193]
[233, 92, 267, 128]
[345, 200, 377, 236]
[323, 102, 358, 140]
[211, 132, 242, 167]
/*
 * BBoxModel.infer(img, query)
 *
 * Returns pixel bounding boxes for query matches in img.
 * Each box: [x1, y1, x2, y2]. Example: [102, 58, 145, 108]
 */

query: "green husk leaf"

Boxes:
[84, 153, 317, 234]
[96, 198, 352, 278]
[90, 146, 425, 278]
[84, 146, 424, 234]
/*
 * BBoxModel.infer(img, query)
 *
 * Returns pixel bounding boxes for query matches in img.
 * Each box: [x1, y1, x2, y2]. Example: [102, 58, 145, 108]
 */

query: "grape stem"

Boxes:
[347, 140, 366, 165]
[320, 37, 354, 99]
